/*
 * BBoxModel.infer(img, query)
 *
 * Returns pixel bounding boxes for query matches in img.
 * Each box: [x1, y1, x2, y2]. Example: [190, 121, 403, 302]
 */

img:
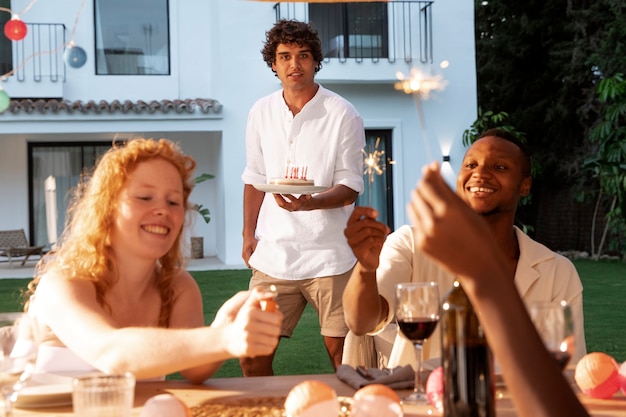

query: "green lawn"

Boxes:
[573, 259, 626, 362]
[1, 259, 624, 378]
[0, 270, 335, 378]
[192, 269, 334, 378]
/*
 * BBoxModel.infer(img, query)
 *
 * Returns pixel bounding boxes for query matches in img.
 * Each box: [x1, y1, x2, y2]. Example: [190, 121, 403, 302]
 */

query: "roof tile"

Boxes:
[2, 98, 222, 115]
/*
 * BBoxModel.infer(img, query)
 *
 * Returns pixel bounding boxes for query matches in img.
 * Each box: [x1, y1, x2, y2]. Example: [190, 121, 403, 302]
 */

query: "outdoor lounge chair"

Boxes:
[0, 229, 44, 268]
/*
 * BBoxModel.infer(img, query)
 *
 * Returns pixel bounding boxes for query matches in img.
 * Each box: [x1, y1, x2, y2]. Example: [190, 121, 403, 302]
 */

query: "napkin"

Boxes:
[336, 364, 415, 390]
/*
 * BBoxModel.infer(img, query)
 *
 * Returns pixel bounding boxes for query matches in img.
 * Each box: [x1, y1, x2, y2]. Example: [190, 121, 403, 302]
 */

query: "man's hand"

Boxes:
[242, 235, 258, 268]
[344, 206, 390, 271]
[272, 193, 313, 211]
[273, 185, 358, 212]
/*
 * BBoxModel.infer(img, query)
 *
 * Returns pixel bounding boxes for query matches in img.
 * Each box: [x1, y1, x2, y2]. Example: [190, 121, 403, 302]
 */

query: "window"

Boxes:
[309, 3, 388, 60]
[357, 130, 394, 229]
[28, 143, 112, 247]
[94, 0, 170, 75]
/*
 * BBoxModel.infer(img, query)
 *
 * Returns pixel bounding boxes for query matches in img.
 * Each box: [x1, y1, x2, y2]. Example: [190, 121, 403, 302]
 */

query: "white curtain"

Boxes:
[44, 175, 58, 248]
[32, 148, 83, 247]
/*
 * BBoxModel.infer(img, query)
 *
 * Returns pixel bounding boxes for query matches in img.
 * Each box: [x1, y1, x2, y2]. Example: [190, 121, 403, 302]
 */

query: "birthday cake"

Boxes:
[271, 164, 313, 186]
[269, 177, 314, 186]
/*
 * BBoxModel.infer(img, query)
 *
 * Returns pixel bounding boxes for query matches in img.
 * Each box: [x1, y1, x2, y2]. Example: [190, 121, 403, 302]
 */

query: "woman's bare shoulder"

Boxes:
[168, 269, 205, 326]
[35, 269, 95, 297]
[170, 269, 202, 300]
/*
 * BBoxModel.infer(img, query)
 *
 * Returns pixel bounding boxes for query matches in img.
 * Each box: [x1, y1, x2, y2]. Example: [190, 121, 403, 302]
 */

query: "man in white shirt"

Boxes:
[342, 129, 586, 368]
[241, 19, 365, 376]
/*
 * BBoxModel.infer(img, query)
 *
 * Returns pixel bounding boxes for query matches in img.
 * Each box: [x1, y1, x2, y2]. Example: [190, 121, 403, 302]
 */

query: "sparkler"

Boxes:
[394, 66, 448, 162]
[362, 137, 393, 208]
[394, 67, 447, 100]
[363, 137, 385, 185]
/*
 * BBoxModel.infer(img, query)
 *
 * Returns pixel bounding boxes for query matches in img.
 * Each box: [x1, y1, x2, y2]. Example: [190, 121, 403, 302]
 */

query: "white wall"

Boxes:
[0, 138, 29, 231]
[0, 0, 477, 266]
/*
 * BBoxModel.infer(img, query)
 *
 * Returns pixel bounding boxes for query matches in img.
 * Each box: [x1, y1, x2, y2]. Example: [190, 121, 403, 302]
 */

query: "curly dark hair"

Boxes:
[261, 19, 323, 74]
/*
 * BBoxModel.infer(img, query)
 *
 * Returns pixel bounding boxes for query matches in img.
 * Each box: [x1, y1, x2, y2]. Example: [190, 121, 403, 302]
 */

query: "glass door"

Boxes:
[28, 142, 112, 247]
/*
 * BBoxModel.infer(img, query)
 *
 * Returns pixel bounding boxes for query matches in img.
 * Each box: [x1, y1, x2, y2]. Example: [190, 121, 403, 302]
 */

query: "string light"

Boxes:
[64, 42, 87, 68]
[0, 87, 9, 113]
[64, 0, 88, 68]
[0, 0, 37, 42]
[4, 16, 27, 41]
[0, 0, 87, 112]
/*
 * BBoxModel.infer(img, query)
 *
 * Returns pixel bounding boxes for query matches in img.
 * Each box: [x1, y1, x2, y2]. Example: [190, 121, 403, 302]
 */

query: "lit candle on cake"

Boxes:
[270, 164, 313, 185]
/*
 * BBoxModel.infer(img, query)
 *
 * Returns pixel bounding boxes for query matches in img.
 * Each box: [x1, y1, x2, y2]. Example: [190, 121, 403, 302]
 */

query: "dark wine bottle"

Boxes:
[442, 280, 495, 417]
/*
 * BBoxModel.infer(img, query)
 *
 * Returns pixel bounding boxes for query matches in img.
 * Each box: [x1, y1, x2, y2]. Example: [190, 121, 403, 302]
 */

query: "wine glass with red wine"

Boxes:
[395, 282, 440, 405]
[529, 300, 575, 370]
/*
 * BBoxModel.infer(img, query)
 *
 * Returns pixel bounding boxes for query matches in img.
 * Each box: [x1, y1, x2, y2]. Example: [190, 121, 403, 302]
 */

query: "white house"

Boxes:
[0, 0, 476, 267]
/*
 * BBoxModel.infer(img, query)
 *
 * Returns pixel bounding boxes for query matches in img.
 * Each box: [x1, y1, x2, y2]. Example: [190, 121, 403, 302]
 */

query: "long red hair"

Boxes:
[27, 138, 197, 327]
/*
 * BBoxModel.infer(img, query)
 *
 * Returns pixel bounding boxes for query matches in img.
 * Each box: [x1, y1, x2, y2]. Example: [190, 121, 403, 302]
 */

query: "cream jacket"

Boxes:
[344, 225, 586, 368]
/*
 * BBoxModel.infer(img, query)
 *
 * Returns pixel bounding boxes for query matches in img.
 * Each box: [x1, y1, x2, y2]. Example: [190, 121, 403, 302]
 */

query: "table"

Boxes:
[12, 371, 626, 417]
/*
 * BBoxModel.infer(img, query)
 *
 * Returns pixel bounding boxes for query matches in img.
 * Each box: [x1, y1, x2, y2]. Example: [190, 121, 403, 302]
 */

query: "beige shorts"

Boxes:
[249, 268, 352, 338]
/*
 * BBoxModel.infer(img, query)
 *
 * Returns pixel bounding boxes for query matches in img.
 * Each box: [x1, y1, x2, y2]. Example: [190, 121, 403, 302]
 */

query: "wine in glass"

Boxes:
[395, 282, 440, 404]
[0, 313, 39, 417]
[529, 300, 575, 370]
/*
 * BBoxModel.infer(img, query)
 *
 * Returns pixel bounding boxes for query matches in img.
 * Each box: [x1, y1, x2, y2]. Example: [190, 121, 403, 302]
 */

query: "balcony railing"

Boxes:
[3, 23, 66, 84]
[273, 1, 434, 64]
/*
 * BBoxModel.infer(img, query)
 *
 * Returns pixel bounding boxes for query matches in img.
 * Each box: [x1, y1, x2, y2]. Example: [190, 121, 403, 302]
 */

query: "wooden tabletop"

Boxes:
[12, 371, 626, 417]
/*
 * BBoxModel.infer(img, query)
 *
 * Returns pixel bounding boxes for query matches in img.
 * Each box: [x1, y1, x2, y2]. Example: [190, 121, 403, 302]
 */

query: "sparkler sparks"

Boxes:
[363, 137, 390, 184]
[394, 66, 448, 161]
[394, 67, 448, 99]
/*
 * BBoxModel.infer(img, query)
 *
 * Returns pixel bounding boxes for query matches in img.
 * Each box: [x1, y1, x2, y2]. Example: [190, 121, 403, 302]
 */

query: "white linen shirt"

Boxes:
[241, 85, 365, 279]
[374, 225, 586, 367]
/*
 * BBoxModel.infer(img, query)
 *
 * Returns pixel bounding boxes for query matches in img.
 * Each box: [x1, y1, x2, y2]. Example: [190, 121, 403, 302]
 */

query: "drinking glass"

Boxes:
[0, 313, 39, 417]
[395, 282, 440, 404]
[529, 300, 575, 370]
[72, 373, 135, 417]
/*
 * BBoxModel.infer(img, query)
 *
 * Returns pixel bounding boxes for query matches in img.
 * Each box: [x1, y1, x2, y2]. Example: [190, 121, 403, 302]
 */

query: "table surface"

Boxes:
[11, 371, 626, 417]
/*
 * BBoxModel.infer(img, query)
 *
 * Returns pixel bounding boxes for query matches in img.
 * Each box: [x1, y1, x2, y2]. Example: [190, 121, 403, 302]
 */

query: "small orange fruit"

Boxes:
[284, 380, 339, 417]
[140, 394, 192, 417]
[352, 384, 402, 417]
[575, 352, 620, 399]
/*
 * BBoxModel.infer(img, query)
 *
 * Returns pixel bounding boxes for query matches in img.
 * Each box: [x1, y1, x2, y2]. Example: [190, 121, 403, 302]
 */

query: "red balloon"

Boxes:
[4, 19, 28, 41]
